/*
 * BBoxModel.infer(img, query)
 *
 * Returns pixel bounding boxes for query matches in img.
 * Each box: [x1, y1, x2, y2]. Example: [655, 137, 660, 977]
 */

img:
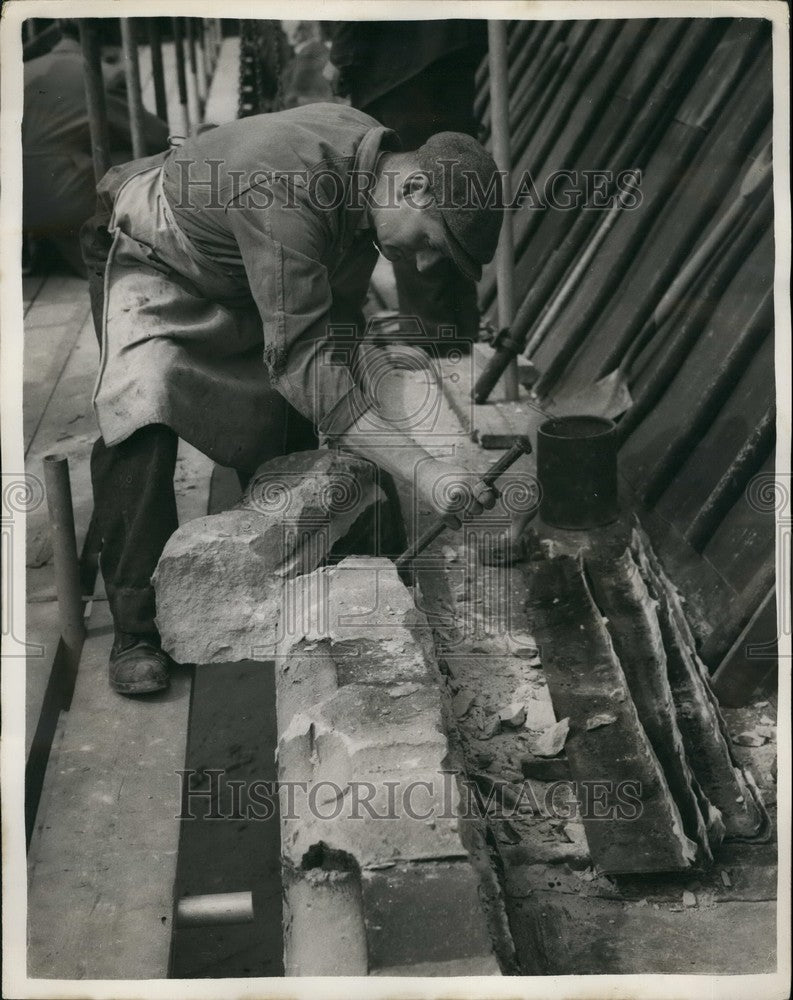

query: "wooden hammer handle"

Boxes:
[395, 438, 532, 572]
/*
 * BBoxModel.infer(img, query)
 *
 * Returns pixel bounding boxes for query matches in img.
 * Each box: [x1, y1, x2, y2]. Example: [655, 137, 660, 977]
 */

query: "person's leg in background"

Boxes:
[363, 50, 482, 351]
[81, 210, 181, 693]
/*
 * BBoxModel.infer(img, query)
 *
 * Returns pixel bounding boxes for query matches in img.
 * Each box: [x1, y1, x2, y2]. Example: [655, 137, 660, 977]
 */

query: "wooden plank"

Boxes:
[621, 230, 774, 503]
[525, 552, 696, 874]
[23, 293, 92, 451]
[169, 661, 283, 977]
[568, 122, 772, 396]
[652, 336, 774, 533]
[27, 598, 192, 979]
[712, 587, 778, 707]
[702, 452, 776, 594]
[25, 310, 98, 555]
[522, 19, 652, 211]
[23, 273, 47, 314]
[510, 893, 776, 975]
[633, 532, 767, 836]
[502, 21, 621, 275]
[25, 600, 61, 762]
[531, 27, 771, 389]
[504, 19, 701, 335]
[586, 546, 716, 859]
[638, 291, 772, 509]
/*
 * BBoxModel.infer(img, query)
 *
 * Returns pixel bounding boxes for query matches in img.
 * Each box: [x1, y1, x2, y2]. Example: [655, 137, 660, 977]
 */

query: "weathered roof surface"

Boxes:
[478, 18, 776, 689]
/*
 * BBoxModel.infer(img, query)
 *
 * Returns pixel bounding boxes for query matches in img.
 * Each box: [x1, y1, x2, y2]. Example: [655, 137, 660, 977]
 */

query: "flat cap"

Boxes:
[415, 132, 504, 281]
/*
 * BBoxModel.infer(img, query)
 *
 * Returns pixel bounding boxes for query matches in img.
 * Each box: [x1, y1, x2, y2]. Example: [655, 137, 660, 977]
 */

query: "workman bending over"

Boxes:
[82, 103, 503, 696]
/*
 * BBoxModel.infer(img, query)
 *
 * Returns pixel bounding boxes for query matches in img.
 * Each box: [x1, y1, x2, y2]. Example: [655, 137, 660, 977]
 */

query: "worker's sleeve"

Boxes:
[226, 185, 373, 438]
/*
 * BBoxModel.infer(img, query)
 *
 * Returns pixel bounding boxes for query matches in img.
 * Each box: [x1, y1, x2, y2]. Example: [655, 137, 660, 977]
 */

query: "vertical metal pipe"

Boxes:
[172, 16, 191, 134]
[43, 456, 86, 654]
[212, 19, 222, 77]
[120, 18, 146, 160]
[147, 18, 169, 125]
[196, 19, 210, 99]
[205, 17, 215, 68]
[79, 20, 111, 182]
[487, 20, 518, 401]
[185, 18, 203, 123]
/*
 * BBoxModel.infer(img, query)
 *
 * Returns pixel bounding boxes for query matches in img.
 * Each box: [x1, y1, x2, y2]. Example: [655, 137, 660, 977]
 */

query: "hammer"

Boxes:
[395, 437, 532, 572]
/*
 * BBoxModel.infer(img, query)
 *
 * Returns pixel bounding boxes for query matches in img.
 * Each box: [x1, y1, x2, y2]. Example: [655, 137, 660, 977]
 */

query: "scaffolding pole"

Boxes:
[79, 20, 111, 182]
[120, 18, 146, 160]
[487, 20, 519, 402]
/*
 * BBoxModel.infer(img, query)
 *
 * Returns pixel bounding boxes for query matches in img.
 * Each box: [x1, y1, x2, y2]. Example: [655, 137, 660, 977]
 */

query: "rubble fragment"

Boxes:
[479, 715, 502, 740]
[528, 718, 570, 758]
[453, 690, 475, 718]
[499, 703, 527, 728]
[733, 731, 767, 747]
[586, 712, 618, 730]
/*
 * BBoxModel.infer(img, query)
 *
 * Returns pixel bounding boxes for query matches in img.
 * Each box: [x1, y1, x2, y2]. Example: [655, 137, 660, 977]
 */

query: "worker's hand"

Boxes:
[416, 459, 499, 530]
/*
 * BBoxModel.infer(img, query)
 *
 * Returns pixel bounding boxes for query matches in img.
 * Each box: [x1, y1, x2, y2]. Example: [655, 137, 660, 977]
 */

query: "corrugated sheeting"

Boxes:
[477, 18, 776, 693]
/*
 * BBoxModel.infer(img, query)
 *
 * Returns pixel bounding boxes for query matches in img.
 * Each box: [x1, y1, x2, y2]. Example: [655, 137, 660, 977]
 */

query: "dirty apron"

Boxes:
[93, 163, 290, 470]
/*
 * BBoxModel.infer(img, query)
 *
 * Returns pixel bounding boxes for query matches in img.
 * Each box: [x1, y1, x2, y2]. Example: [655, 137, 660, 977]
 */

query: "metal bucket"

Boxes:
[537, 415, 618, 529]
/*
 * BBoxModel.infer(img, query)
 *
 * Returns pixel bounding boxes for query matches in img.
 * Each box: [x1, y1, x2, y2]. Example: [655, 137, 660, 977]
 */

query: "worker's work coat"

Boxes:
[93, 105, 393, 469]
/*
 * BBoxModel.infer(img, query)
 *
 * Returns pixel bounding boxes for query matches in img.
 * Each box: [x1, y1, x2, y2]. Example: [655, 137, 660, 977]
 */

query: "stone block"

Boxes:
[274, 555, 512, 974]
[361, 861, 500, 974]
[153, 450, 383, 663]
[277, 680, 465, 868]
[276, 554, 433, 655]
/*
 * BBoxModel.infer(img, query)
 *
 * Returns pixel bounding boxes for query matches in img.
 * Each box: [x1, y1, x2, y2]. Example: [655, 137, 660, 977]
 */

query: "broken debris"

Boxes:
[732, 731, 768, 747]
[528, 718, 570, 758]
[452, 690, 475, 718]
[479, 714, 501, 740]
[586, 712, 618, 730]
[499, 703, 527, 728]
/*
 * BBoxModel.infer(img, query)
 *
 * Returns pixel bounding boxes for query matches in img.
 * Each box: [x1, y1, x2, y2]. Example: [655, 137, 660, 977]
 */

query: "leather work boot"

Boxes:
[109, 632, 173, 695]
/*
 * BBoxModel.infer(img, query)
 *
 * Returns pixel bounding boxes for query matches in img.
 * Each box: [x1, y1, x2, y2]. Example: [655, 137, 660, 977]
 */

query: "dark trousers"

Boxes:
[90, 425, 179, 637]
[81, 210, 316, 641]
[362, 51, 481, 344]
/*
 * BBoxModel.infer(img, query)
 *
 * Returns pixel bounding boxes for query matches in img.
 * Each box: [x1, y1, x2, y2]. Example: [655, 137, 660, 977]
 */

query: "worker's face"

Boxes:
[373, 173, 450, 273]
[101, 45, 124, 89]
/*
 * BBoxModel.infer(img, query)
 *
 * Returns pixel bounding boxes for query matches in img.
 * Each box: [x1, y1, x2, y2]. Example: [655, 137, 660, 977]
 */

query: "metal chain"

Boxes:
[237, 19, 289, 118]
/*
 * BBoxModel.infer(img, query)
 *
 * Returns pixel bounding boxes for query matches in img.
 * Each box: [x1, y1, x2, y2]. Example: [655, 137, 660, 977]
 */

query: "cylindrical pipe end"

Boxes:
[537, 416, 619, 529]
[176, 890, 254, 928]
[43, 454, 86, 644]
